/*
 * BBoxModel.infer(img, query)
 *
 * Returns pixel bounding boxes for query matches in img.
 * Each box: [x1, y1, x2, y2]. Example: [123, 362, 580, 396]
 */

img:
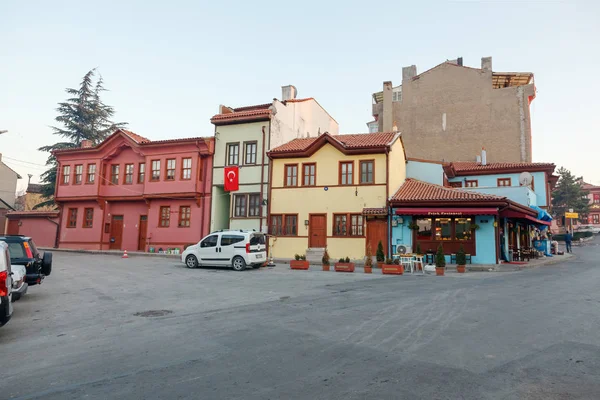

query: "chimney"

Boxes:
[402, 65, 417, 82]
[457, 57, 463, 66]
[219, 105, 233, 114]
[481, 56, 492, 72]
[281, 85, 297, 101]
[81, 139, 93, 148]
[382, 81, 393, 132]
[481, 148, 487, 165]
[0, 153, 2, 162]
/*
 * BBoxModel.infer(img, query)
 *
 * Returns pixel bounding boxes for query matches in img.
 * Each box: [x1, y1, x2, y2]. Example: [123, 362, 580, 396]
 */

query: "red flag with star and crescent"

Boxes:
[224, 166, 239, 191]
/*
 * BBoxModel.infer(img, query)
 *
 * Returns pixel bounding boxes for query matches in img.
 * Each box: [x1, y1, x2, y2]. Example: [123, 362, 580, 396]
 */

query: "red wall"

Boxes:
[5, 213, 60, 248]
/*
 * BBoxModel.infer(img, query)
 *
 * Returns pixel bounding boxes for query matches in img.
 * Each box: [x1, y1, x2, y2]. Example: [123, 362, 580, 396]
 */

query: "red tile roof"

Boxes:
[121, 129, 150, 144]
[362, 207, 387, 216]
[445, 161, 556, 177]
[211, 108, 271, 124]
[391, 179, 505, 202]
[270, 132, 397, 154]
[232, 103, 272, 112]
[284, 97, 314, 103]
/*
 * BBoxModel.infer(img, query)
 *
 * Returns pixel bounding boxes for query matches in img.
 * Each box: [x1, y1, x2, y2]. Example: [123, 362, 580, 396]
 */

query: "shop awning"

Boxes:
[525, 215, 551, 226]
[395, 207, 498, 216]
[501, 210, 551, 226]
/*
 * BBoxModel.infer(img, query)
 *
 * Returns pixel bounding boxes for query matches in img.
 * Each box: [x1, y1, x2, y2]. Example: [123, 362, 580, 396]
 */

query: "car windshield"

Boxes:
[7, 242, 25, 259]
[249, 233, 266, 245]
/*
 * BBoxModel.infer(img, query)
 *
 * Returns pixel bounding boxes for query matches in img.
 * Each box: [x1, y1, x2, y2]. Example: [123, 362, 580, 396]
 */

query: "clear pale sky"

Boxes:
[1, 1, 599, 192]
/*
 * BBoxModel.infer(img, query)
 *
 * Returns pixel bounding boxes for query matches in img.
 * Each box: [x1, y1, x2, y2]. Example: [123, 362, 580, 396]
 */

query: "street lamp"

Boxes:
[0, 130, 7, 135]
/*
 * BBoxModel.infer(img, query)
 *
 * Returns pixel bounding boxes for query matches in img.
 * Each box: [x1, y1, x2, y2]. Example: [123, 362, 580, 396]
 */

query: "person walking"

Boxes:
[565, 230, 573, 253]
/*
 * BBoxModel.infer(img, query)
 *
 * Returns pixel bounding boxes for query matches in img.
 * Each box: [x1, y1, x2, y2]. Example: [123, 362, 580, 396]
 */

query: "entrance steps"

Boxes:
[306, 248, 325, 264]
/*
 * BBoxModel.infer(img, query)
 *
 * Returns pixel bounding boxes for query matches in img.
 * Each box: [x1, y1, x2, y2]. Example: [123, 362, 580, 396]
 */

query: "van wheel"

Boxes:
[232, 256, 246, 271]
[185, 255, 199, 269]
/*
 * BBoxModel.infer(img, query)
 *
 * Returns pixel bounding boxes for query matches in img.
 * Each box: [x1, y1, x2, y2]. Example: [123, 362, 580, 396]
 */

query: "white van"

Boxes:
[0, 241, 13, 327]
[182, 230, 267, 271]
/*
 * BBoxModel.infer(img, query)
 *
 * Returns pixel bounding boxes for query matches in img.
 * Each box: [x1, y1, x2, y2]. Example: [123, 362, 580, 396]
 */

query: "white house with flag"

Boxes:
[209, 85, 339, 233]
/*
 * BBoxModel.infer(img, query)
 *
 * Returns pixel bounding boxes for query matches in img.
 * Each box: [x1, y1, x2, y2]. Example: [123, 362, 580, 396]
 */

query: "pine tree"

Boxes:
[435, 244, 446, 268]
[551, 167, 589, 222]
[36, 69, 126, 208]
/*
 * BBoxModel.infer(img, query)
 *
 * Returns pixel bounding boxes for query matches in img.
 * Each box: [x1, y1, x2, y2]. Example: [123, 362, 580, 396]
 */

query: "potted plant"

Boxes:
[382, 257, 403, 275]
[364, 244, 373, 274]
[408, 221, 420, 231]
[435, 244, 446, 276]
[322, 249, 331, 271]
[376, 240, 385, 268]
[290, 254, 310, 270]
[335, 256, 355, 272]
[471, 223, 480, 231]
[456, 244, 466, 273]
[416, 243, 422, 255]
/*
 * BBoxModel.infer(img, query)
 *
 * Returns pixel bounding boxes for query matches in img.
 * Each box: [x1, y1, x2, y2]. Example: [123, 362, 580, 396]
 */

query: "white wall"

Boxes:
[270, 99, 338, 149]
[0, 159, 20, 207]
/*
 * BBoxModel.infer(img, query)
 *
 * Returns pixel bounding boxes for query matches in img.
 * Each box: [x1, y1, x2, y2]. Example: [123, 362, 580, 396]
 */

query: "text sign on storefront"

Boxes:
[427, 212, 466, 216]
[565, 212, 579, 219]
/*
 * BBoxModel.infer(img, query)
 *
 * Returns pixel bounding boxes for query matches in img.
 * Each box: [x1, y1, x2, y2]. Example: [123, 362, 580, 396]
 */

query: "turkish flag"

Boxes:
[224, 166, 239, 191]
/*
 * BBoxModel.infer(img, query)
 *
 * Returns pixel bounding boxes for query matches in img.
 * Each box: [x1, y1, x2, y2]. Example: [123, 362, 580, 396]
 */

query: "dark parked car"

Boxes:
[0, 236, 52, 289]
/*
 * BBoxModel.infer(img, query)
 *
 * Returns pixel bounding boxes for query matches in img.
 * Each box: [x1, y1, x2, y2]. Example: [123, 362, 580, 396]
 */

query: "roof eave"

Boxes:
[211, 115, 271, 126]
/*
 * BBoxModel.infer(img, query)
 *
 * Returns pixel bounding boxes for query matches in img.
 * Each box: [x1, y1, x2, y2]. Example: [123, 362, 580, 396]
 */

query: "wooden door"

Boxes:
[309, 214, 326, 248]
[138, 215, 148, 251]
[366, 218, 388, 255]
[6, 219, 19, 235]
[109, 215, 124, 250]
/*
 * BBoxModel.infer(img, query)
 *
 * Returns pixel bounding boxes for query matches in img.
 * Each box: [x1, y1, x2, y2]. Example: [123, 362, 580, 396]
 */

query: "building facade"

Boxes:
[0, 153, 21, 234]
[267, 132, 406, 261]
[53, 129, 214, 251]
[210, 85, 339, 233]
[371, 57, 536, 163]
[582, 182, 600, 226]
[14, 183, 55, 212]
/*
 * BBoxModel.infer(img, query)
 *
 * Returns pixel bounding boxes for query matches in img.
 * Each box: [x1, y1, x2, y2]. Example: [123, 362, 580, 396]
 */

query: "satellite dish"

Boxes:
[519, 172, 533, 187]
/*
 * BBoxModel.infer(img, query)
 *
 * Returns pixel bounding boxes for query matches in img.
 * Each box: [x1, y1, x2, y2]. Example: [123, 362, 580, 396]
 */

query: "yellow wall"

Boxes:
[387, 137, 406, 198]
[269, 143, 396, 260]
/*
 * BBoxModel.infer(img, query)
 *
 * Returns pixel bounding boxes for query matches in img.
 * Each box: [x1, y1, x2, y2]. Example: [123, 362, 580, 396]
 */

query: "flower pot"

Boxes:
[456, 265, 466, 273]
[382, 264, 404, 275]
[435, 267, 445, 276]
[364, 266, 372, 274]
[377, 262, 384, 269]
[334, 262, 355, 272]
[322, 264, 330, 271]
[290, 260, 310, 270]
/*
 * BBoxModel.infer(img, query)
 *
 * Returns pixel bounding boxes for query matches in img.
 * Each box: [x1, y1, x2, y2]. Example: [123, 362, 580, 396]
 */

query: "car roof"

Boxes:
[210, 230, 263, 234]
[0, 235, 31, 241]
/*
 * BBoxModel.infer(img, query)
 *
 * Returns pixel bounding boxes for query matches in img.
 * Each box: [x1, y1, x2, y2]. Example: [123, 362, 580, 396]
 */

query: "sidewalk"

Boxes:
[39, 247, 180, 259]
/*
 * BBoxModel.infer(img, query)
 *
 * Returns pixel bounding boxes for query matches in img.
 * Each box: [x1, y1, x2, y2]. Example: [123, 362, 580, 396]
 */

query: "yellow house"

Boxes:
[267, 132, 406, 261]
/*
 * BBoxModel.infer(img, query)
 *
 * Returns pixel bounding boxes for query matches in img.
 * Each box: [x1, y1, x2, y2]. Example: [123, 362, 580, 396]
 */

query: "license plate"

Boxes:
[256, 254, 262, 259]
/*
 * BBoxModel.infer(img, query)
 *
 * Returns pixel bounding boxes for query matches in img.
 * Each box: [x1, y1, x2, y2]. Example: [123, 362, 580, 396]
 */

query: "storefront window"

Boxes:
[416, 218, 432, 240]
[455, 218, 472, 240]
[435, 218, 452, 240]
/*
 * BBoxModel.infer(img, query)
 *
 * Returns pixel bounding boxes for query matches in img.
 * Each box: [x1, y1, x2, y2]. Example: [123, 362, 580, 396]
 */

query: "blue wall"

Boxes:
[448, 171, 548, 207]
[391, 213, 498, 264]
[406, 161, 444, 185]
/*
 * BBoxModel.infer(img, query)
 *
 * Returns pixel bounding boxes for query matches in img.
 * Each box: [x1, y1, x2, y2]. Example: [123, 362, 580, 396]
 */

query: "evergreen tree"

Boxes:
[551, 167, 589, 222]
[36, 69, 126, 208]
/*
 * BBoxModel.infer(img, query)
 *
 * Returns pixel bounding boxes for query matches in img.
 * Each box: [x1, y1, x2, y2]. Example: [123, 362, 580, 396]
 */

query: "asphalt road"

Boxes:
[1, 241, 599, 400]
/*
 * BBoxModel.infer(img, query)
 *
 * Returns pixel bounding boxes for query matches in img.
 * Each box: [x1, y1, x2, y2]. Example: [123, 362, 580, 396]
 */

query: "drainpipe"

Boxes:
[48, 214, 60, 249]
[201, 155, 208, 237]
[385, 147, 391, 258]
[99, 200, 107, 250]
[260, 126, 267, 232]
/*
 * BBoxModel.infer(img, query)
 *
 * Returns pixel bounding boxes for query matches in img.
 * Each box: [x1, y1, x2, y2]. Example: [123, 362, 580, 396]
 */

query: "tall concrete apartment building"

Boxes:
[370, 57, 536, 163]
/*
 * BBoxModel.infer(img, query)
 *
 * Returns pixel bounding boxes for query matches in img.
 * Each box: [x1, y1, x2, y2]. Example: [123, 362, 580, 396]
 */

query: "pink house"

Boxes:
[53, 129, 214, 252]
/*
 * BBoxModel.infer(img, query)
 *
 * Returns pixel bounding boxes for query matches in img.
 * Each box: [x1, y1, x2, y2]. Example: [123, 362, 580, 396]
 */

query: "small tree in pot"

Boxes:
[322, 249, 331, 271]
[376, 241, 385, 268]
[435, 244, 446, 276]
[364, 243, 373, 273]
[456, 244, 466, 273]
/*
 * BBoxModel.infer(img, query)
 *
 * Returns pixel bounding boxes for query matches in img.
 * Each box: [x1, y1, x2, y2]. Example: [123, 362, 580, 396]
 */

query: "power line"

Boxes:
[2, 156, 48, 167]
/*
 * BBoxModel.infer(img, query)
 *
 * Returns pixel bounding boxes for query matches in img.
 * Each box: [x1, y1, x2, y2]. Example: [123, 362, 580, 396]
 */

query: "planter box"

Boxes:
[334, 262, 355, 272]
[290, 260, 310, 270]
[456, 265, 466, 273]
[382, 264, 404, 275]
[364, 266, 373, 274]
[322, 264, 330, 272]
[436, 267, 445, 276]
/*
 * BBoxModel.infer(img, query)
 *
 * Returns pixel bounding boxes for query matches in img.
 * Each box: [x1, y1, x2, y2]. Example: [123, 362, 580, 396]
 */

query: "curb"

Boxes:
[38, 247, 180, 259]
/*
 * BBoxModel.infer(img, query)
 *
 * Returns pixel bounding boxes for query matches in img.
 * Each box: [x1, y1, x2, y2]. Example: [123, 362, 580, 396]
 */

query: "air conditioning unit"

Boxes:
[396, 245, 412, 255]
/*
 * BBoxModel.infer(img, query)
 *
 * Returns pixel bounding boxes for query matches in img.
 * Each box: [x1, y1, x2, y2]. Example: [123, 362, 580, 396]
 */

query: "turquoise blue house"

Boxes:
[390, 160, 557, 265]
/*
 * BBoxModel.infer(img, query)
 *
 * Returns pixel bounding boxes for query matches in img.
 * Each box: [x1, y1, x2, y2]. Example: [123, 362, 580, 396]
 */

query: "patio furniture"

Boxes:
[465, 254, 472, 264]
[450, 253, 457, 264]
[400, 256, 414, 273]
[413, 255, 425, 274]
[424, 253, 435, 265]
